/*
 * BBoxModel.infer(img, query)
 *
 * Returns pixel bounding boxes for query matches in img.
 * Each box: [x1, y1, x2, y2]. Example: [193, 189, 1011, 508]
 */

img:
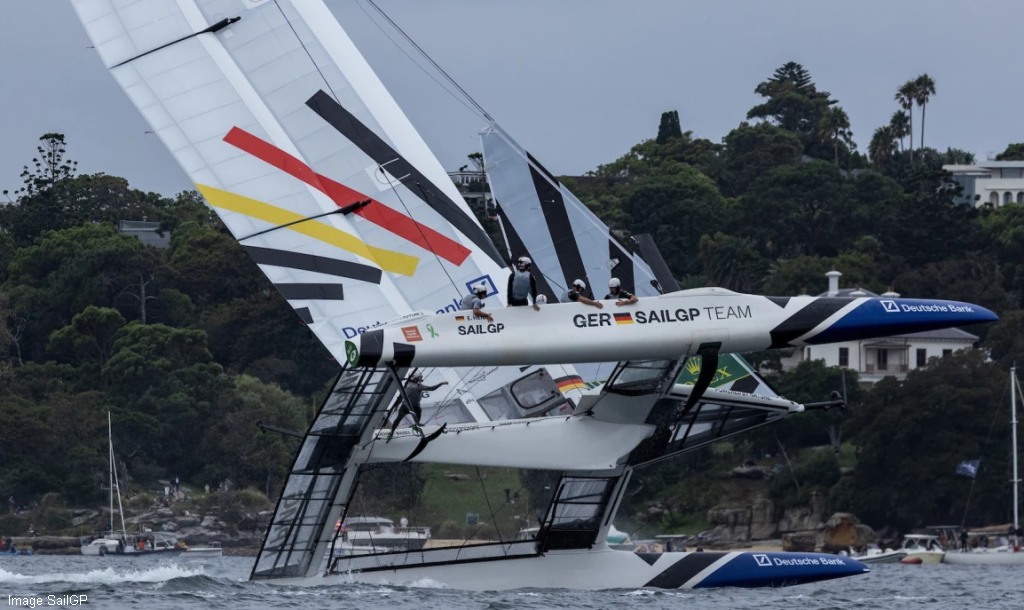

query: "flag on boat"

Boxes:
[955, 459, 981, 478]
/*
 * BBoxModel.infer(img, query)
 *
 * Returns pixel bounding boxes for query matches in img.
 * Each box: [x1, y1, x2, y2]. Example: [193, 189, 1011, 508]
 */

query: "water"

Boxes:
[1, 555, 1022, 609]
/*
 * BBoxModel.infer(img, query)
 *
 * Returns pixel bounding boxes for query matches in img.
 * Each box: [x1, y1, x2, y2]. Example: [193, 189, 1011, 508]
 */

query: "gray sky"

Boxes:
[2, 1, 1022, 198]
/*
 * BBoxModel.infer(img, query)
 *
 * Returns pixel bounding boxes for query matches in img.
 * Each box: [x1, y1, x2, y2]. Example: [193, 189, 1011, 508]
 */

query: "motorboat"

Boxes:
[899, 534, 945, 564]
[849, 544, 907, 564]
[339, 517, 430, 551]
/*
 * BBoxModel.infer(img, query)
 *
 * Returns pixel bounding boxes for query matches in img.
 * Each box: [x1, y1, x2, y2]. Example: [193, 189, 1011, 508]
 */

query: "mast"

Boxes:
[1013, 367, 1020, 547]
[107, 412, 114, 535]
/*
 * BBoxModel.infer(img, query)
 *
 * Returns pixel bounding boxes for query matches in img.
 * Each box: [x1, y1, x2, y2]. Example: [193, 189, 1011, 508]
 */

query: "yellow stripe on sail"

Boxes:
[197, 184, 418, 276]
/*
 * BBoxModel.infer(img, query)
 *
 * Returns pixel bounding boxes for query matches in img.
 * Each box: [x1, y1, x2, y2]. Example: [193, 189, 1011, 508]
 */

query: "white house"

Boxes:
[944, 161, 1024, 208]
[781, 271, 980, 384]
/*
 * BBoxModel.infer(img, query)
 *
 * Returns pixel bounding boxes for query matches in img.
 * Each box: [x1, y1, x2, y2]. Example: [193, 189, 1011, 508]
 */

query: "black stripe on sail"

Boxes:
[609, 231, 635, 295]
[526, 151, 561, 187]
[358, 330, 384, 367]
[633, 233, 681, 293]
[495, 203, 557, 302]
[306, 90, 505, 266]
[245, 246, 382, 284]
[294, 307, 313, 325]
[529, 166, 587, 293]
[768, 298, 850, 348]
[277, 283, 345, 301]
[730, 375, 761, 393]
[644, 552, 727, 588]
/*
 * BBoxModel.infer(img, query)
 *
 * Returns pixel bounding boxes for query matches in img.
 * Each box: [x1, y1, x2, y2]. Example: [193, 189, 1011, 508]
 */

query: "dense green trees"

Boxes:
[1, 57, 1021, 535]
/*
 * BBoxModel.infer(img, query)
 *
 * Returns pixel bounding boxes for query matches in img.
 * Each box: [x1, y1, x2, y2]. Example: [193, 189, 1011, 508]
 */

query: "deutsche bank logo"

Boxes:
[880, 300, 899, 313]
[753, 553, 772, 567]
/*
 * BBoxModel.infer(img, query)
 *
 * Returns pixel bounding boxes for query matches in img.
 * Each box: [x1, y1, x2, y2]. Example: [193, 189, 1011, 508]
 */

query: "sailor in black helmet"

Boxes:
[567, 279, 603, 308]
[459, 283, 494, 322]
[604, 277, 638, 306]
[387, 372, 448, 441]
[506, 256, 541, 311]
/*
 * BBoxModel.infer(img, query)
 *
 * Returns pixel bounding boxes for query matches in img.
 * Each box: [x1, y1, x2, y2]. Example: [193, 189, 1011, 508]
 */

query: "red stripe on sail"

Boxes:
[224, 127, 471, 265]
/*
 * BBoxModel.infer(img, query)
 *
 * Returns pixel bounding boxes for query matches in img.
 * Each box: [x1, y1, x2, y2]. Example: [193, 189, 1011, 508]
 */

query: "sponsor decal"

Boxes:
[574, 307, 707, 328]
[458, 323, 505, 335]
[880, 300, 899, 313]
[753, 554, 772, 567]
[465, 274, 498, 297]
[425, 324, 438, 338]
[702, 305, 752, 320]
[613, 312, 634, 325]
[402, 326, 423, 342]
[344, 341, 359, 366]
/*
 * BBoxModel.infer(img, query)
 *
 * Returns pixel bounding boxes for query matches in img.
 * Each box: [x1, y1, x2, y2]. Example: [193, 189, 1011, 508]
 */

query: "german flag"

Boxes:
[455, 316, 465, 322]
[555, 375, 587, 392]
[613, 312, 634, 325]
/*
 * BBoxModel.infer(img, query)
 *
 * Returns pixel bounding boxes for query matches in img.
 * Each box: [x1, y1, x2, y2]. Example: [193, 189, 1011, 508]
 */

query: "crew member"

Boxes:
[387, 373, 449, 440]
[460, 283, 494, 322]
[604, 277, 638, 306]
[567, 279, 603, 308]
[507, 256, 541, 311]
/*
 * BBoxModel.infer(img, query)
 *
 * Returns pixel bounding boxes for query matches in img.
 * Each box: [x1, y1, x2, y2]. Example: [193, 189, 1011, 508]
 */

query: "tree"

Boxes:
[11, 133, 78, 198]
[895, 80, 916, 161]
[868, 126, 898, 169]
[913, 73, 936, 150]
[995, 143, 1024, 161]
[817, 106, 854, 165]
[47, 306, 127, 379]
[747, 62, 834, 147]
[720, 122, 803, 196]
[889, 110, 911, 154]
[656, 110, 683, 144]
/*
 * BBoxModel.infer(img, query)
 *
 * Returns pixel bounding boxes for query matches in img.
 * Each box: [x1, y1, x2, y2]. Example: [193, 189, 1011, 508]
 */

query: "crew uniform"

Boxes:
[567, 279, 602, 308]
[387, 374, 448, 440]
[507, 256, 540, 310]
[605, 277, 638, 305]
[460, 283, 493, 321]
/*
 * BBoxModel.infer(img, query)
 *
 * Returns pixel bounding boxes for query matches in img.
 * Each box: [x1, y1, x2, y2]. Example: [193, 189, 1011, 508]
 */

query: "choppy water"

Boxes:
[1, 555, 1022, 609]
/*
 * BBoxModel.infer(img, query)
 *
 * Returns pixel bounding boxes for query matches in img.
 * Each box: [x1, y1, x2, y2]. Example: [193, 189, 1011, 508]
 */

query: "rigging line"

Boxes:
[362, 0, 494, 123]
[959, 374, 1012, 528]
[352, 1, 485, 122]
[270, 1, 344, 112]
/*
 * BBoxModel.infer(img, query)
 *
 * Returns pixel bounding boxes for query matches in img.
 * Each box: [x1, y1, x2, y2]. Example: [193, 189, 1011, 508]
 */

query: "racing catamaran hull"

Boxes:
[351, 292, 997, 368]
[286, 547, 867, 590]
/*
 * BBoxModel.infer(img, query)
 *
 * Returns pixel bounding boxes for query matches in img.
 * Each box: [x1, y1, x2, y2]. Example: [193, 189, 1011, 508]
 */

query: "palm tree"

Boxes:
[868, 126, 898, 168]
[913, 73, 936, 150]
[817, 106, 853, 165]
[889, 110, 911, 153]
[895, 80, 916, 161]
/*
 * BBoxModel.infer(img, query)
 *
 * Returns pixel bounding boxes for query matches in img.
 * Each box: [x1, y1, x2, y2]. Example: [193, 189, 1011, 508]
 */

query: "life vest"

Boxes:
[459, 294, 476, 310]
[510, 270, 532, 300]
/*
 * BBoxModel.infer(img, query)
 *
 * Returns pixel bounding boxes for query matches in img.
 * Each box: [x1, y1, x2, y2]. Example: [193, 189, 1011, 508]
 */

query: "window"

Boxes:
[838, 347, 849, 368]
[943, 349, 953, 358]
[877, 349, 888, 371]
[916, 348, 926, 367]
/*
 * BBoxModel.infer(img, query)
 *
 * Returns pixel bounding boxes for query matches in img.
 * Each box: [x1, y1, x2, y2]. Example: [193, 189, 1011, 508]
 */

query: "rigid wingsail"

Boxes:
[72, 0, 993, 590]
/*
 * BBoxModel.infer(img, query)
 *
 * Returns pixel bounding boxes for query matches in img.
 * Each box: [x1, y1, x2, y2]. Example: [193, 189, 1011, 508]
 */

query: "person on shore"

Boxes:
[604, 278, 638, 306]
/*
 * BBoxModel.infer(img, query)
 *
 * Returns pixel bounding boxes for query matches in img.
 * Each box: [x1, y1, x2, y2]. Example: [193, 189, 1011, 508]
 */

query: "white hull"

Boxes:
[943, 549, 1024, 565]
[301, 547, 867, 590]
[855, 550, 907, 564]
[906, 551, 945, 564]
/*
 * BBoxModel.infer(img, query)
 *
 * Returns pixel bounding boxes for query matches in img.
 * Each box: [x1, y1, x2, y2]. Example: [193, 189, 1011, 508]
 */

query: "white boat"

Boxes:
[339, 517, 430, 551]
[69, 0, 989, 590]
[898, 534, 945, 564]
[849, 544, 907, 564]
[81, 414, 182, 557]
[943, 367, 1024, 565]
[183, 542, 224, 558]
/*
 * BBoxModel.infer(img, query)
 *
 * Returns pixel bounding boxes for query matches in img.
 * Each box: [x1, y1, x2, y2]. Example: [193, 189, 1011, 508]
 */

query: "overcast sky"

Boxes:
[2, 0, 1022, 198]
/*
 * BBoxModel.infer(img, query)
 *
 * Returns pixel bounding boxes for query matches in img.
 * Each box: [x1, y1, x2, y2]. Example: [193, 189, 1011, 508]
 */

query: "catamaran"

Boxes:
[72, 0, 994, 589]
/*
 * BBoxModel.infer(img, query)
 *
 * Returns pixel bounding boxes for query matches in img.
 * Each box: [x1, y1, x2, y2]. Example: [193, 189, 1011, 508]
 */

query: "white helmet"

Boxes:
[517, 256, 532, 269]
[473, 283, 488, 296]
[608, 278, 621, 288]
[536, 294, 547, 305]
[572, 279, 586, 290]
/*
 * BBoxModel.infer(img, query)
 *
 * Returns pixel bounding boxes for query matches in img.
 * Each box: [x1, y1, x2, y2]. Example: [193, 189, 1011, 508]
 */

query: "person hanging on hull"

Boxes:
[604, 277, 638, 306]
[507, 256, 541, 311]
[460, 283, 494, 322]
[566, 279, 603, 308]
[387, 373, 448, 441]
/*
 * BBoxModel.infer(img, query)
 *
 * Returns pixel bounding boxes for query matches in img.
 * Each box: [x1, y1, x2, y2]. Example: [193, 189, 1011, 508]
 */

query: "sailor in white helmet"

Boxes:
[387, 371, 448, 441]
[566, 279, 603, 308]
[459, 283, 494, 322]
[506, 256, 541, 311]
[604, 277, 638, 306]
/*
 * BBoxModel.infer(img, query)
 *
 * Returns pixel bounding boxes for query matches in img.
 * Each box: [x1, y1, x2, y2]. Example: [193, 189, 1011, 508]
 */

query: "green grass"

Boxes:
[413, 465, 532, 540]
